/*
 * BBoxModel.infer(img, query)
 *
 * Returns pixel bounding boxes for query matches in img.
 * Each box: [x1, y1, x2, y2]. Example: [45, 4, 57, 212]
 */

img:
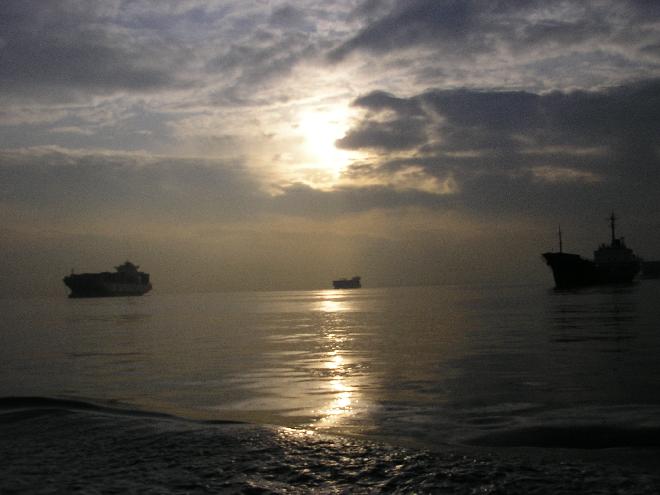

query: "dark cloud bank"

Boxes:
[335, 79, 660, 221]
[332, 0, 660, 62]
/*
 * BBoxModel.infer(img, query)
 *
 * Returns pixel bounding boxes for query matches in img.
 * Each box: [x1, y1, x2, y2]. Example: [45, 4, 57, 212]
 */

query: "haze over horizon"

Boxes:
[2, 0, 660, 296]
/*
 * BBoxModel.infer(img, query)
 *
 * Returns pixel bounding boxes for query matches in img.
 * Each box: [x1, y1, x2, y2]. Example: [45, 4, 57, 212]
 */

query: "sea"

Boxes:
[2, 281, 660, 493]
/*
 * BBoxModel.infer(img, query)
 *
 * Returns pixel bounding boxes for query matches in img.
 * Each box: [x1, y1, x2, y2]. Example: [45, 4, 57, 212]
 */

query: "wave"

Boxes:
[2, 397, 660, 493]
[453, 403, 660, 450]
[0, 396, 174, 421]
[467, 424, 660, 449]
[6, 397, 660, 450]
[0, 396, 244, 426]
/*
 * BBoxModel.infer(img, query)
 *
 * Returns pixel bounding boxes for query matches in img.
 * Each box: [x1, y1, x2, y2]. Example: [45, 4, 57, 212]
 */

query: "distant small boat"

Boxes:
[542, 213, 640, 289]
[63, 261, 152, 298]
[332, 276, 361, 289]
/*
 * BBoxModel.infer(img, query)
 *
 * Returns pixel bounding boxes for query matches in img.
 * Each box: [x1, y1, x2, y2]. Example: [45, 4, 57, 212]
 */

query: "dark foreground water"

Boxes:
[2, 282, 660, 493]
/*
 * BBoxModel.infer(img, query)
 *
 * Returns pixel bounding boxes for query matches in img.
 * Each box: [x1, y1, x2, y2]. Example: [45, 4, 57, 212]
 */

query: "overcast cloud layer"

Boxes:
[2, 0, 660, 295]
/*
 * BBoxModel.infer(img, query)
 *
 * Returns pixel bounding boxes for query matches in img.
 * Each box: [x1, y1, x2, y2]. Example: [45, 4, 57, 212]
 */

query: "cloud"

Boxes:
[336, 117, 428, 151]
[329, 1, 660, 91]
[0, 145, 454, 227]
[3, 80, 659, 228]
[271, 182, 451, 218]
[330, 0, 484, 61]
[0, 146, 263, 223]
[334, 78, 660, 222]
[341, 79, 660, 168]
[529, 165, 602, 184]
[332, 0, 660, 60]
[205, 30, 321, 105]
[269, 5, 311, 30]
[0, 1, 200, 103]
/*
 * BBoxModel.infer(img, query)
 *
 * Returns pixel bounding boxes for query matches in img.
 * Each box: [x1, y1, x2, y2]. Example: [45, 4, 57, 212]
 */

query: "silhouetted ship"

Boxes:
[642, 260, 660, 279]
[63, 261, 152, 298]
[332, 276, 361, 289]
[542, 214, 640, 289]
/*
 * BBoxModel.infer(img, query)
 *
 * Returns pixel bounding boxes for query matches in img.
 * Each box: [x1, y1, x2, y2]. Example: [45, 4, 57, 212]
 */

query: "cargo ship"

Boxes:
[63, 261, 152, 298]
[542, 214, 640, 289]
[332, 276, 361, 289]
[642, 260, 660, 279]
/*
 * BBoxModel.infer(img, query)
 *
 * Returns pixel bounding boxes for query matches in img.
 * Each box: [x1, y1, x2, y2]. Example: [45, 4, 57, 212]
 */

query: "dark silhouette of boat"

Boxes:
[63, 261, 152, 298]
[542, 214, 640, 289]
[642, 260, 660, 279]
[332, 276, 361, 289]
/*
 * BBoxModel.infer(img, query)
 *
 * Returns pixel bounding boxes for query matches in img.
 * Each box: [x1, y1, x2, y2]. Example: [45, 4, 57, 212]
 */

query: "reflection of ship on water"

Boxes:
[332, 276, 361, 289]
[63, 261, 152, 298]
[548, 286, 639, 349]
[542, 214, 640, 289]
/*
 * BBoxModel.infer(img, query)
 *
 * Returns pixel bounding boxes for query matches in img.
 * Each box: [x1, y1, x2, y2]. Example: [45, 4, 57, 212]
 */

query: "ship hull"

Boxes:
[543, 252, 639, 289]
[642, 261, 660, 279]
[332, 282, 360, 289]
[63, 275, 152, 298]
[332, 277, 361, 289]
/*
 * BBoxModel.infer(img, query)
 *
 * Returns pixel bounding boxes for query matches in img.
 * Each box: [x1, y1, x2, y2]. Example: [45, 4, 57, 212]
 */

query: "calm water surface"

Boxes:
[2, 282, 660, 451]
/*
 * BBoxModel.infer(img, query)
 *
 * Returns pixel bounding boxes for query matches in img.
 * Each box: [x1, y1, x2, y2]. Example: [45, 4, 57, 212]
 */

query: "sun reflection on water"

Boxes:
[313, 293, 361, 429]
[317, 368, 356, 427]
[319, 299, 345, 313]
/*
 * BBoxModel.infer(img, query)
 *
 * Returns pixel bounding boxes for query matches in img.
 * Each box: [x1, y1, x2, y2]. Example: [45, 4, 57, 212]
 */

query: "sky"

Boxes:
[2, 0, 660, 296]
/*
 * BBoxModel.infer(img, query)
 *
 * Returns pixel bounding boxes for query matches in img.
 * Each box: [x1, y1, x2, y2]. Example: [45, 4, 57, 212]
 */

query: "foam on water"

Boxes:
[2, 397, 659, 494]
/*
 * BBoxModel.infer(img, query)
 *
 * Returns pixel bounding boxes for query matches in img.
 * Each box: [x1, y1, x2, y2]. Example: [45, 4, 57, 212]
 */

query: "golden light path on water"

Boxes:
[313, 292, 360, 429]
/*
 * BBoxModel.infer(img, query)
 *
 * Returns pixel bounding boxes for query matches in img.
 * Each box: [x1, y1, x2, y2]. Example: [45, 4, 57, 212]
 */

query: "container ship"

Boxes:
[332, 276, 361, 289]
[542, 214, 640, 289]
[63, 261, 152, 298]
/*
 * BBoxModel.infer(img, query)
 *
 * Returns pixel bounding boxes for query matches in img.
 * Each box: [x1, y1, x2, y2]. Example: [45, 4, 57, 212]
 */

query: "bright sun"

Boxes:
[297, 107, 355, 186]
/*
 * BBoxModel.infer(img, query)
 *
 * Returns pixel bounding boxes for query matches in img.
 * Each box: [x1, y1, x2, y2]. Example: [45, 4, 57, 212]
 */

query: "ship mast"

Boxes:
[558, 225, 563, 253]
[609, 212, 616, 244]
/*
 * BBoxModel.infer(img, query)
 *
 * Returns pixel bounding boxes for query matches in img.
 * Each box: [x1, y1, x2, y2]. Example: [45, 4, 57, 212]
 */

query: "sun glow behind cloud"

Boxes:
[295, 106, 359, 187]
